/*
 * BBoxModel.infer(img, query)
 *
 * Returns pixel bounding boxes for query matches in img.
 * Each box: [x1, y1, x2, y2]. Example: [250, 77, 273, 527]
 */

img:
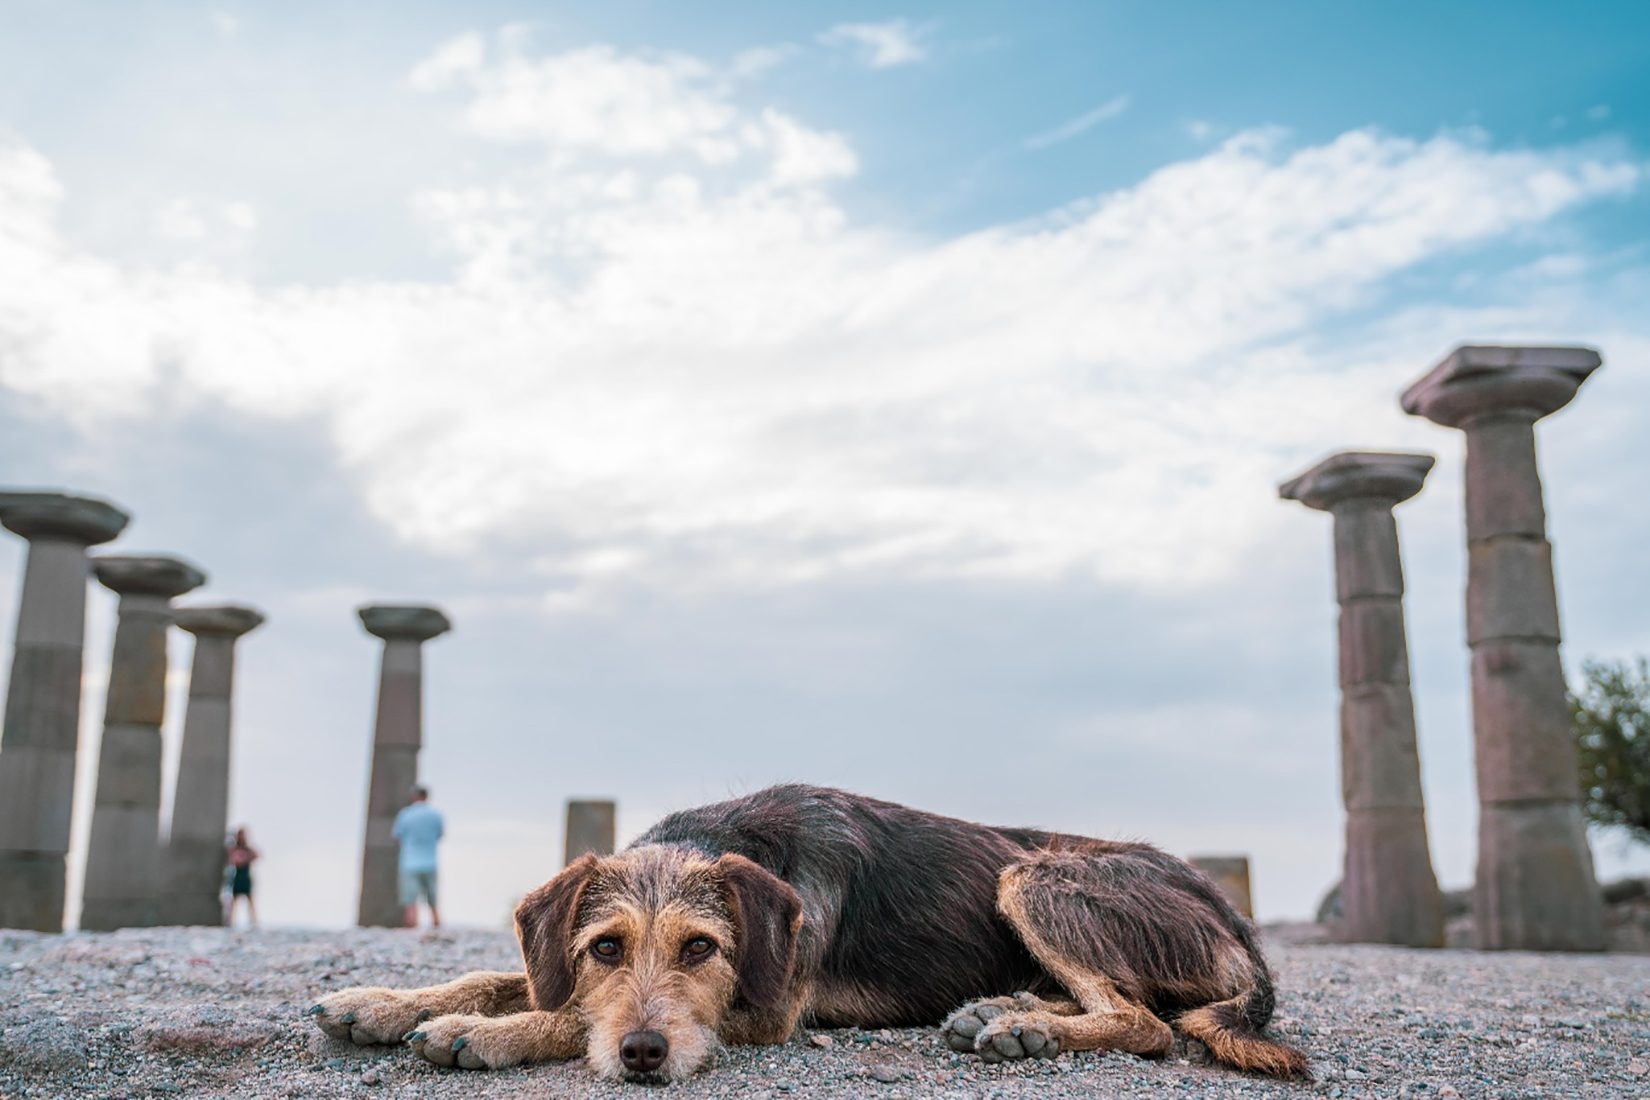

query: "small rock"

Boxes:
[808, 1034, 834, 1048]
[1519, 1014, 1540, 1027]
[0, 1018, 90, 1073]
[1626, 1060, 1648, 1077]
[361, 1066, 382, 1085]
[325, 1057, 346, 1069]
[868, 1064, 905, 1083]
[1438, 1087, 1461, 1098]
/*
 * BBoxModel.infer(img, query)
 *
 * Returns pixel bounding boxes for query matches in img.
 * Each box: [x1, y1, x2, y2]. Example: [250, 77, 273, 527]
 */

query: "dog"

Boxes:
[309, 784, 1307, 1081]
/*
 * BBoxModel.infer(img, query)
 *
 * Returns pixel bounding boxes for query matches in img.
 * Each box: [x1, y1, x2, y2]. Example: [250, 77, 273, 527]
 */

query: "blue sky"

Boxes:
[1, 2, 1647, 927]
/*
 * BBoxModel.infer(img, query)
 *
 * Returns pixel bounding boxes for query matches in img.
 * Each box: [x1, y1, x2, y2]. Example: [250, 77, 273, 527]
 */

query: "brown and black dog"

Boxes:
[309, 785, 1307, 1082]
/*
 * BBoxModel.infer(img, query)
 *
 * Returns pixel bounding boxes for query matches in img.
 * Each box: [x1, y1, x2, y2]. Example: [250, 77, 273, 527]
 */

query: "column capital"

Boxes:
[0, 490, 129, 546]
[358, 604, 451, 642]
[1401, 345, 1600, 428]
[92, 555, 208, 599]
[173, 604, 264, 639]
[1279, 451, 1434, 512]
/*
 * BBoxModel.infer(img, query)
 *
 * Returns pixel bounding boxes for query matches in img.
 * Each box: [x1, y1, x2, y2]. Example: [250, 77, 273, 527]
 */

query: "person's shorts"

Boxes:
[399, 868, 438, 908]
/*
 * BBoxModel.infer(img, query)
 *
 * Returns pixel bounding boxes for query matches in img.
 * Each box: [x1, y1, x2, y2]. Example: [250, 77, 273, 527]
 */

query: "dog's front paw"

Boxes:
[407, 1014, 524, 1070]
[307, 987, 430, 1046]
[942, 994, 1047, 1056]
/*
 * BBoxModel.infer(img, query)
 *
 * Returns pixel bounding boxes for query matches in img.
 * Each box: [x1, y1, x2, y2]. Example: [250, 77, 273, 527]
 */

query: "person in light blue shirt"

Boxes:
[392, 786, 445, 929]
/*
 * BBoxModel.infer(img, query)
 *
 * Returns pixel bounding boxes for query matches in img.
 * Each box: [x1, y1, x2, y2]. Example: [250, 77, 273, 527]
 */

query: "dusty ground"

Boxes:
[1, 925, 1647, 1100]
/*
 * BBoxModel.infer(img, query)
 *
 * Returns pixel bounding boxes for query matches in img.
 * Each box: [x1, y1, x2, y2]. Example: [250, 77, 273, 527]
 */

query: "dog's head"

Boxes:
[514, 844, 802, 1083]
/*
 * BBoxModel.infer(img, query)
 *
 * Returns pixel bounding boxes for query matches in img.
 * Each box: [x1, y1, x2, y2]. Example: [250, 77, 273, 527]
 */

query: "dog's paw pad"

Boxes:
[942, 997, 1029, 1054]
[973, 1014, 1060, 1063]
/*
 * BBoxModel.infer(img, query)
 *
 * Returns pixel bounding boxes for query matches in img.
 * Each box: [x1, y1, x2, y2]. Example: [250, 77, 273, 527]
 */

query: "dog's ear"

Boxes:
[716, 853, 802, 1011]
[514, 853, 598, 1011]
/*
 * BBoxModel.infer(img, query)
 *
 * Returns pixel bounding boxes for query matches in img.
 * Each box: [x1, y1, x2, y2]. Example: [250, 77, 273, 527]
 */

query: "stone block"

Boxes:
[1338, 599, 1410, 686]
[566, 800, 617, 865]
[1463, 415, 1548, 540]
[1475, 802, 1606, 951]
[1341, 807, 1444, 947]
[1331, 506, 1404, 600]
[1187, 855, 1252, 918]
[1339, 684, 1426, 811]
[1466, 538, 1560, 644]
[1470, 641, 1579, 803]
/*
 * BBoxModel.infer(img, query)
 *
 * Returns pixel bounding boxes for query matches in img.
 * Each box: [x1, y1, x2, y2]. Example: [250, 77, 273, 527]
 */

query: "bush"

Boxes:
[1572, 657, 1650, 846]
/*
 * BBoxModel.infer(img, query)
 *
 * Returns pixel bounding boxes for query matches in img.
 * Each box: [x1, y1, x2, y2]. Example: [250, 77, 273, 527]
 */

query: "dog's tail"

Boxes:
[1175, 978, 1309, 1079]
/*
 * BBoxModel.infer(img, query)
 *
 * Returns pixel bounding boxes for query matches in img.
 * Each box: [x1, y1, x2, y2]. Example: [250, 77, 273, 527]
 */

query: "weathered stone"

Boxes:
[1338, 600, 1410, 687]
[565, 800, 617, 866]
[355, 604, 450, 927]
[162, 605, 264, 926]
[1476, 802, 1606, 951]
[1469, 641, 1580, 804]
[1339, 684, 1426, 810]
[1281, 450, 1443, 947]
[80, 554, 206, 932]
[1342, 809, 1446, 949]
[1404, 344, 1605, 951]
[1465, 540, 1560, 644]
[0, 490, 129, 932]
[1187, 855, 1253, 918]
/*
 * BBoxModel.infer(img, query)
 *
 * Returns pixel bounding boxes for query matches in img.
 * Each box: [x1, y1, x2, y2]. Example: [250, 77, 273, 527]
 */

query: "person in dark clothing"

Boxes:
[225, 827, 259, 929]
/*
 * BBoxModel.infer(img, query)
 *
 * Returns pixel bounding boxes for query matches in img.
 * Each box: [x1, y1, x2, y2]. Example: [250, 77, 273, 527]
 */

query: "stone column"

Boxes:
[0, 492, 129, 931]
[1403, 345, 1607, 951]
[162, 605, 264, 926]
[1281, 452, 1445, 947]
[356, 604, 451, 928]
[80, 555, 207, 931]
[565, 799, 616, 866]
[1188, 855, 1254, 919]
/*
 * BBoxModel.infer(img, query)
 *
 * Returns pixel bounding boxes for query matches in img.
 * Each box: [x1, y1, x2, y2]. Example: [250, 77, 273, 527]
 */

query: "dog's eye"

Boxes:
[592, 937, 622, 961]
[681, 937, 716, 963]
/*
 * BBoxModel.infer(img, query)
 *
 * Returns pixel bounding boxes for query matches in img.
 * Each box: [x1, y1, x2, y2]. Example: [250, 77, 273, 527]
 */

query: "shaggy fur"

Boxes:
[309, 785, 1307, 1081]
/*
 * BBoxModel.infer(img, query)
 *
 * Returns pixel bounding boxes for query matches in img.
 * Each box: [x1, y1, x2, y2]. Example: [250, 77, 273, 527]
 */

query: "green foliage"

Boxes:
[1572, 657, 1650, 846]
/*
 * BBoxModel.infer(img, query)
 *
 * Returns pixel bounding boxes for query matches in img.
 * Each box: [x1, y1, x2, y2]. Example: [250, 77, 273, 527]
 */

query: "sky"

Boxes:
[1, 1, 1648, 928]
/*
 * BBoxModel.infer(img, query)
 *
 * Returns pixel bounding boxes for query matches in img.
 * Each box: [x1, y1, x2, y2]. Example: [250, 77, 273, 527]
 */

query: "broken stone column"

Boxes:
[0, 492, 130, 932]
[80, 555, 207, 931]
[356, 604, 451, 928]
[162, 605, 264, 926]
[565, 799, 616, 866]
[1187, 855, 1254, 919]
[1403, 345, 1607, 951]
[1281, 452, 1445, 947]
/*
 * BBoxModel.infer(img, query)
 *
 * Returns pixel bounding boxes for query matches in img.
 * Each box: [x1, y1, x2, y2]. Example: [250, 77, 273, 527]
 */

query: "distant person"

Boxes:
[393, 786, 444, 929]
[225, 827, 259, 929]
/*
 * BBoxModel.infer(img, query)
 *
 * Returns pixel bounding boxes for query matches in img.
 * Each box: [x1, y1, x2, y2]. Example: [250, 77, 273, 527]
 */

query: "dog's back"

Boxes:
[635, 785, 1070, 1024]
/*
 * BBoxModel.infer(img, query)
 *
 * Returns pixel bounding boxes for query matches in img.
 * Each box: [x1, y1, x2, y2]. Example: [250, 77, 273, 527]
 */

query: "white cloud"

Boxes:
[413, 34, 741, 162]
[820, 19, 927, 69]
[1024, 95, 1131, 150]
[152, 198, 257, 244]
[0, 59, 1639, 602]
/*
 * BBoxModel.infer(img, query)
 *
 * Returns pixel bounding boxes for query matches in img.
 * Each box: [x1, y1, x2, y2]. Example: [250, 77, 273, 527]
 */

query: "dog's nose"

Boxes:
[620, 1029, 669, 1073]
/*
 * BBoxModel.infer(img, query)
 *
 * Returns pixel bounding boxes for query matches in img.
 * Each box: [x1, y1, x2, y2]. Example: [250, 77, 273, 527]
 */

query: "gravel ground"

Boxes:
[1, 926, 1647, 1100]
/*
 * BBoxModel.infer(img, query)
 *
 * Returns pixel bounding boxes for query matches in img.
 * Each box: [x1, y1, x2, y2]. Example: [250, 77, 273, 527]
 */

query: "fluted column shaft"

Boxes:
[81, 556, 206, 931]
[163, 606, 263, 926]
[356, 605, 450, 928]
[1404, 345, 1606, 951]
[0, 492, 129, 931]
[1281, 453, 1444, 947]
